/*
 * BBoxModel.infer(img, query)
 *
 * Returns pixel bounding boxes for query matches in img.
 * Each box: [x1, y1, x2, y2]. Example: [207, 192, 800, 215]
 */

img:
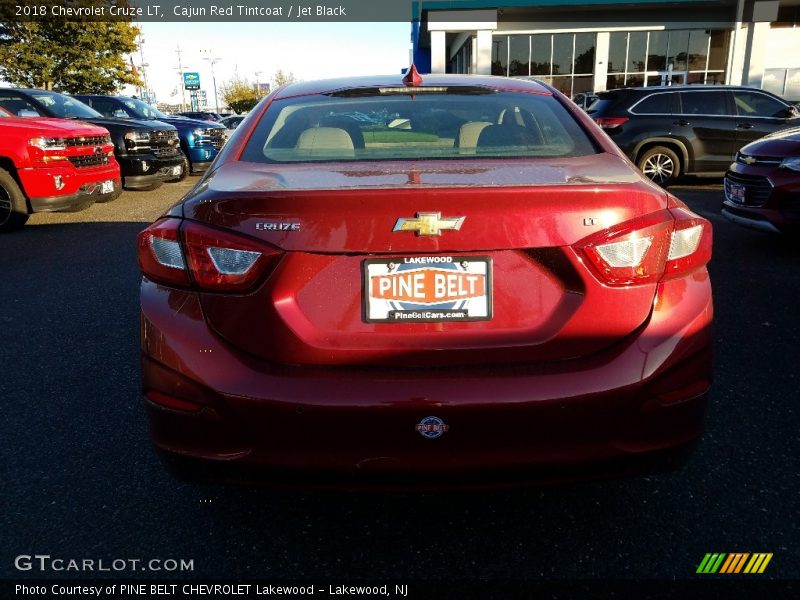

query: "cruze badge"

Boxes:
[393, 212, 465, 236]
[255, 222, 300, 232]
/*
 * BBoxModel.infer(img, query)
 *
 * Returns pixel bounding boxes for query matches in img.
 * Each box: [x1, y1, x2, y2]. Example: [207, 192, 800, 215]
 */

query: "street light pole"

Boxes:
[138, 35, 149, 103]
[176, 45, 186, 112]
[201, 49, 221, 114]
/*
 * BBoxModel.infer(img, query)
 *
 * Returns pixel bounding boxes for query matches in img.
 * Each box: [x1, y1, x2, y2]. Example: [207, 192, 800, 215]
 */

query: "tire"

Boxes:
[127, 181, 163, 192]
[96, 187, 123, 204]
[637, 146, 681, 187]
[0, 168, 30, 232]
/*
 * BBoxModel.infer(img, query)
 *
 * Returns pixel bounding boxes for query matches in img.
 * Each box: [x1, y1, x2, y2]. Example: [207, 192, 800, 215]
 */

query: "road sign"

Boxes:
[183, 72, 200, 90]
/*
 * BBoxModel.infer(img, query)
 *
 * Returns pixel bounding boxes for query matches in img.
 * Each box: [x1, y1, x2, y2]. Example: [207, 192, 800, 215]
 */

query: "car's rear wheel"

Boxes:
[0, 168, 30, 232]
[638, 146, 681, 187]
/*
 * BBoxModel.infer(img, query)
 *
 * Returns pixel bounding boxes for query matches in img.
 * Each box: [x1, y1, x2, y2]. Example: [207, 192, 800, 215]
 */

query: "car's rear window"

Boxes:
[586, 93, 619, 115]
[240, 89, 598, 163]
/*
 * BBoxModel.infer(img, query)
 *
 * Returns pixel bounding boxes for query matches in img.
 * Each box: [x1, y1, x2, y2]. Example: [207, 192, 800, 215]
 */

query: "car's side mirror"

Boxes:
[17, 109, 40, 117]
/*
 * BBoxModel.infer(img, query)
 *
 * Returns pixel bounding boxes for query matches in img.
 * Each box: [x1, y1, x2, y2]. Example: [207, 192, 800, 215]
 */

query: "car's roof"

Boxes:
[602, 85, 774, 94]
[0, 87, 51, 95]
[273, 74, 553, 99]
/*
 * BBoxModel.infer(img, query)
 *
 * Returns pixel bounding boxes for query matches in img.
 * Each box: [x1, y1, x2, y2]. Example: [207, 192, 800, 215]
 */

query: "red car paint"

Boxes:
[137, 75, 713, 486]
[0, 107, 120, 220]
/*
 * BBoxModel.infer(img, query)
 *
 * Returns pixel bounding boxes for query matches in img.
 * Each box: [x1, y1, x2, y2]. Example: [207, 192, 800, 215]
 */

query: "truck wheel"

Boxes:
[96, 187, 123, 204]
[0, 168, 30, 232]
[637, 146, 681, 187]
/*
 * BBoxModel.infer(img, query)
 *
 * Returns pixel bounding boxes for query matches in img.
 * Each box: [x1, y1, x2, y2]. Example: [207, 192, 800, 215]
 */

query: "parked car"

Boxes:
[219, 115, 245, 132]
[177, 111, 222, 122]
[74, 95, 227, 176]
[722, 126, 800, 233]
[0, 106, 120, 231]
[588, 85, 800, 186]
[573, 92, 598, 111]
[0, 89, 185, 190]
[137, 72, 713, 485]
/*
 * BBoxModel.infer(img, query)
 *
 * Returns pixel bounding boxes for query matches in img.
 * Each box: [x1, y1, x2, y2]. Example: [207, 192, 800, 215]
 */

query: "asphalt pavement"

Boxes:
[2, 178, 798, 587]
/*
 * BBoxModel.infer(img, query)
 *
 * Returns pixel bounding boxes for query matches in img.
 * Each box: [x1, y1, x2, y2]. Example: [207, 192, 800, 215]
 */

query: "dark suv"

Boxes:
[588, 86, 800, 186]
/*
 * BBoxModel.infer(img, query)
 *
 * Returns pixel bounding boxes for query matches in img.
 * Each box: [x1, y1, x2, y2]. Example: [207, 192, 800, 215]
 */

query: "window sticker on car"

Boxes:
[363, 256, 492, 323]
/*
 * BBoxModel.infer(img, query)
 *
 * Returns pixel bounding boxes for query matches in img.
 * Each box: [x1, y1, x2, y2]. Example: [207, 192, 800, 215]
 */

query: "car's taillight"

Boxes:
[137, 218, 191, 288]
[578, 209, 711, 286]
[662, 207, 713, 281]
[182, 220, 280, 292]
[137, 218, 281, 292]
[594, 117, 628, 129]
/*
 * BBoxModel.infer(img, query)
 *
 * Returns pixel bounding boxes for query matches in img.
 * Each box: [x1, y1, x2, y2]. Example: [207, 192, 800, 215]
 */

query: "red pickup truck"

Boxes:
[0, 106, 121, 231]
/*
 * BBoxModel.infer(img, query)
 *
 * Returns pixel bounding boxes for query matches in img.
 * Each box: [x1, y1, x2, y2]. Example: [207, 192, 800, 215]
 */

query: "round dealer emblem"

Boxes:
[416, 416, 449, 439]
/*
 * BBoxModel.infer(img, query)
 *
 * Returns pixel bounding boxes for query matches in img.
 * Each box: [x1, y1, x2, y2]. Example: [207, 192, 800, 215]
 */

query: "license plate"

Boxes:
[171, 165, 182, 176]
[363, 256, 492, 323]
[726, 180, 746, 203]
[100, 180, 114, 194]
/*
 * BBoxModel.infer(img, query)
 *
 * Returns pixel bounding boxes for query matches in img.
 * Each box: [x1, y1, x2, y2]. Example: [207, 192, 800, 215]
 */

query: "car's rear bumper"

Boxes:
[140, 271, 713, 487]
[721, 205, 784, 233]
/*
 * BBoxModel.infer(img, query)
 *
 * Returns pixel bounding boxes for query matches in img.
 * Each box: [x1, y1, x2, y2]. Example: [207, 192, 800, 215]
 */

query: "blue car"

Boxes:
[73, 95, 227, 175]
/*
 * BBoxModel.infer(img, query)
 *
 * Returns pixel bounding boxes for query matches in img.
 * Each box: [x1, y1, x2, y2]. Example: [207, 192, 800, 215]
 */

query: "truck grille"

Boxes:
[68, 154, 110, 168]
[197, 128, 226, 150]
[724, 172, 772, 207]
[64, 135, 111, 147]
[149, 130, 180, 157]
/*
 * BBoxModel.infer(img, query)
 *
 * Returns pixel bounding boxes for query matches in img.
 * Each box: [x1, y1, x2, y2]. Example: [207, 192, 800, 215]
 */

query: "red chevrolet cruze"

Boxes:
[137, 72, 713, 485]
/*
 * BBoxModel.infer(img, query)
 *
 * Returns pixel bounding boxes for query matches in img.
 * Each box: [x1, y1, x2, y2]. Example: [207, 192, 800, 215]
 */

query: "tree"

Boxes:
[0, 7, 142, 93]
[220, 75, 264, 114]
[272, 69, 297, 88]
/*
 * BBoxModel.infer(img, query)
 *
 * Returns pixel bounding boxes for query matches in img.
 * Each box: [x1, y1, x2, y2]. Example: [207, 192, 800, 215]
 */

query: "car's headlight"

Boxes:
[124, 130, 151, 143]
[29, 137, 66, 150]
[779, 157, 800, 172]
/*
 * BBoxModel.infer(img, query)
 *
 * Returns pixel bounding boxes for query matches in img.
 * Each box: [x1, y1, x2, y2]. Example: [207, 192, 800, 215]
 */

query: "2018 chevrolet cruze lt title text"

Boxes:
[137, 71, 713, 485]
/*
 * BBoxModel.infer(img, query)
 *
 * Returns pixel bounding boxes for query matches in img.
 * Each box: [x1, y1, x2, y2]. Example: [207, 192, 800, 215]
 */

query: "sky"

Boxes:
[131, 22, 412, 108]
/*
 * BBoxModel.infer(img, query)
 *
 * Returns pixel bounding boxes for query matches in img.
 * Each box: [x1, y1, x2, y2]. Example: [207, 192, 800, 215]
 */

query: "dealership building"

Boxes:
[411, 0, 800, 100]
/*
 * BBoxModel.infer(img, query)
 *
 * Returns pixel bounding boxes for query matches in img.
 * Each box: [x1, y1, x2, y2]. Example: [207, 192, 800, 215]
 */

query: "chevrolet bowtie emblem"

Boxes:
[742, 155, 757, 165]
[393, 212, 465, 236]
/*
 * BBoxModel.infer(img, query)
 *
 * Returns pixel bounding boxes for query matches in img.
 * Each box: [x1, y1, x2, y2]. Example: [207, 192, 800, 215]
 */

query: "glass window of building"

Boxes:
[604, 29, 729, 90]
[509, 35, 530, 77]
[608, 32, 627, 74]
[531, 35, 551, 76]
[491, 37, 508, 76]
[494, 32, 596, 98]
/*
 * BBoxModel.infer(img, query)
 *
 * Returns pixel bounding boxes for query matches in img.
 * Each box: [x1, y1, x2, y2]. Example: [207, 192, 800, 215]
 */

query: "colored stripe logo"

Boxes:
[697, 553, 773, 574]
